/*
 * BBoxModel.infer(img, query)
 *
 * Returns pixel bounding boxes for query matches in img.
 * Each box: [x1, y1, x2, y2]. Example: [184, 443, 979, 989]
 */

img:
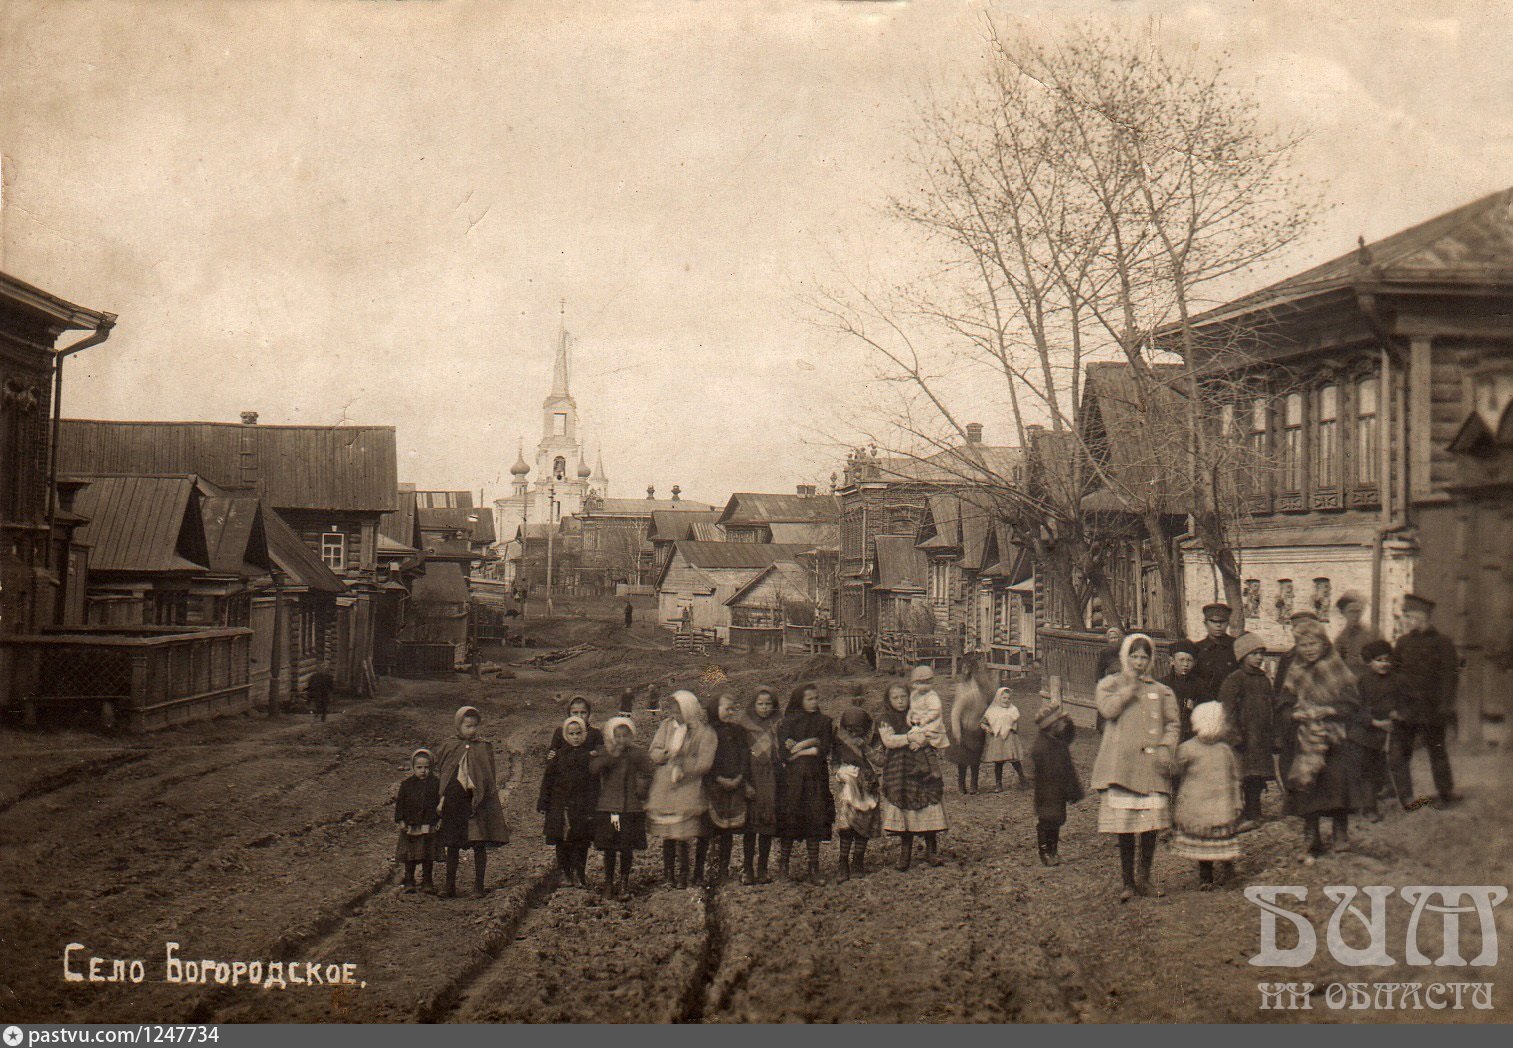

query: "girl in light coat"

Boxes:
[647, 690, 717, 888]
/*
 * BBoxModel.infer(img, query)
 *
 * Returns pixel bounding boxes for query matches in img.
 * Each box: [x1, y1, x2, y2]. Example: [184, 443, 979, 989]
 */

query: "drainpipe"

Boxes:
[46, 317, 116, 574]
[1356, 290, 1409, 634]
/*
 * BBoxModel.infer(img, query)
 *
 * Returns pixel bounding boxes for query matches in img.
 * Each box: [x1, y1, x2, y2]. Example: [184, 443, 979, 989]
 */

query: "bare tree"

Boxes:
[816, 21, 1317, 632]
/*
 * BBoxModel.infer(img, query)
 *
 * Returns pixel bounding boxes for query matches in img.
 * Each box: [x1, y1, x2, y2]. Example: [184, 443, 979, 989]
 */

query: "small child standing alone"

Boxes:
[981, 688, 1027, 791]
[394, 749, 440, 893]
[1351, 640, 1401, 819]
[1171, 702, 1243, 889]
[1029, 702, 1082, 866]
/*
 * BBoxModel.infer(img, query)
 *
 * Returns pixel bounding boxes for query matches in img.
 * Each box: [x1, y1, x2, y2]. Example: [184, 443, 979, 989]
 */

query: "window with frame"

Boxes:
[1355, 376, 1380, 488]
[1314, 384, 1339, 487]
[929, 561, 950, 607]
[1245, 396, 1270, 508]
[1280, 393, 1304, 495]
[321, 531, 346, 571]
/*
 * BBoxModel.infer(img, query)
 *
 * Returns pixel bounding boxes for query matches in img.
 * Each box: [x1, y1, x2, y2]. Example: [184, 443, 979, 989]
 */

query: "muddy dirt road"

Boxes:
[3, 612, 1509, 1023]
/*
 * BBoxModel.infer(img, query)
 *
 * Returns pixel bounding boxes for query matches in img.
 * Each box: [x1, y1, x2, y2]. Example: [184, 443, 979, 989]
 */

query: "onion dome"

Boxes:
[510, 442, 530, 476]
[577, 459, 593, 479]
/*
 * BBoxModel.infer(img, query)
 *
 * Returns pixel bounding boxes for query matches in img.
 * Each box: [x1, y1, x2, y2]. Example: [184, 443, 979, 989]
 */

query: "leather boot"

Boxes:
[853, 839, 868, 877]
[778, 839, 793, 880]
[836, 836, 852, 883]
[897, 832, 913, 871]
[923, 833, 944, 867]
[806, 841, 824, 886]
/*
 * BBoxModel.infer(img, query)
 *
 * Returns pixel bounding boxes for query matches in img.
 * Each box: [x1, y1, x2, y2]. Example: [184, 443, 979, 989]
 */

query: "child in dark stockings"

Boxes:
[589, 717, 652, 899]
[833, 705, 881, 881]
[737, 686, 782, 884]
[1028, 703, 1082, 866]
[393, 749, 440, 892]
[538, 714, 598, 888]
[434, 705, 519, 899]
[705, 694, 752, 885]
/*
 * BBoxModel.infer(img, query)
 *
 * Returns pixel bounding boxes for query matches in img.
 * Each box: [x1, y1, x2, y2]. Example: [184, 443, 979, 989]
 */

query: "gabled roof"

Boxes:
[0, 271, 116, 333]
[847, 444, 1024, 488]
[724, 560, 817, 607]
[716, 492, 841, 527]
[59, 419, 397, 513]
[200, 494, 272, 576]
[959, 499, 994, 571]
[70, 474, 208, 574]
[646, 509, 720, 542]
[916, 494, 962, 550]
[1184, 186, 1513, 329]
[872, 535, 927, 592]
[418, 506, 496, 545]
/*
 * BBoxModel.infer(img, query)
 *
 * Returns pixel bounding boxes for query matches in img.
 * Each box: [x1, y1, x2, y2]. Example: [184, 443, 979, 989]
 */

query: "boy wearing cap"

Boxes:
[1191, 603, 1238, 702]
[1029, 702, 1082, 866]
[1333, 591, 1382, 678]
[1390, 594, 1459, 806]
[1217, 633, 1276, 829]
[1351, 640, 1400, 819]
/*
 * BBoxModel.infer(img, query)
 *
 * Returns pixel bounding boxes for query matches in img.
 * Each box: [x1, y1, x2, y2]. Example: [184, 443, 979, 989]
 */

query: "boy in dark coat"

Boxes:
[1191, 603, 1238, 702]
[1163, 639, 1204, 740]
[1352, 640, 1400, 819]
[1029, 702, 1083, 866]
[1390, 593, 1459, 806]
[1218, 632, 1276, 829]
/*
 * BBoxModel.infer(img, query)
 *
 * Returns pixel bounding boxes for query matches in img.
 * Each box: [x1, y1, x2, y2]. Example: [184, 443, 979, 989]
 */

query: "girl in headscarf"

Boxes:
[434, 705, 520, 898]
[981, 687, 1026, 791]
[948, 657, 992, 795]
[776, 682, 834, 883]
[537, 714, 599, 889]
[589, 716, 652, 899]
[1091, 634, 1181, 902]
[737, 684, 782, 884]
[1276, 617, 1362, 859]
[393, 748, 440, 893]
[833, 705, 881, 881]
[878, 680, 948, 871]
[549, 696, 603, 751]
[647, 690, 717, 888]
[704, 693, 753, 885]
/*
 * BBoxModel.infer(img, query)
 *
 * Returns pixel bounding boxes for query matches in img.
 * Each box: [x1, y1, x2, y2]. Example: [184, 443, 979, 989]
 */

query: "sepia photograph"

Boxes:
[1, 0, 1510, 1029]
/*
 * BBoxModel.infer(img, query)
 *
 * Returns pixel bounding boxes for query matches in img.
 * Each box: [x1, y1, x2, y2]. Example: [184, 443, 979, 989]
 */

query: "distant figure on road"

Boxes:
[307, 663, 335, 722]
[624, 601, 634, 629]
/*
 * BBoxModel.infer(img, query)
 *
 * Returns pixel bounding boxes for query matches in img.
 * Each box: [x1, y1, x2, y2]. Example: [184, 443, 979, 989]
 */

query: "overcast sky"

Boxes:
[3, 0, 1511, 506]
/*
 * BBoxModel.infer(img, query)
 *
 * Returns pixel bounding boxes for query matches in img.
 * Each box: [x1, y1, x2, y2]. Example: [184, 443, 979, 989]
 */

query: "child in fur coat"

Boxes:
[1172, 702, 1243, 889]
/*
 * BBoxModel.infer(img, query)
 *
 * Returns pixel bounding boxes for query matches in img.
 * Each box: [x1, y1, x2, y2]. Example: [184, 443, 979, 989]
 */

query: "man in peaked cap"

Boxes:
[1190, 602, 1237, 703]
[1390, 593, 1460, 806]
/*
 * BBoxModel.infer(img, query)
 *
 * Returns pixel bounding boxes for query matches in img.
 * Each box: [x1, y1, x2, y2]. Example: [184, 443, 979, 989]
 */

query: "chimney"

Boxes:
[965, 422, 983, 445]
[796, 483, 816, 497]
[241, 411, 259, 426]
[671, 485, 681, 502]
[647, 485, 656, 500]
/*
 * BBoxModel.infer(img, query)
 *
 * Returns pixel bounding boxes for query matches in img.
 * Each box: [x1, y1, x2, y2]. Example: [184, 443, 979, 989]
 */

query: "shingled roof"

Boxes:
[418, 506, 496, 545]
[716, 493, 841, 527]
[59, 419, 397, 513]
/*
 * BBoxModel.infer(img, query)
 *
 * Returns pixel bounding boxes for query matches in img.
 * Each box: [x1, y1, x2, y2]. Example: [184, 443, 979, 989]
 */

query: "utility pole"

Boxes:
[545, 483, 556, 617]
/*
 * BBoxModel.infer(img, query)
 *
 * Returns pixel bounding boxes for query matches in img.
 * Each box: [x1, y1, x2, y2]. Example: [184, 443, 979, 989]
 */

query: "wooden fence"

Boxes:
[1038, 626, 1174, 724]
[2, 626, 253, 731]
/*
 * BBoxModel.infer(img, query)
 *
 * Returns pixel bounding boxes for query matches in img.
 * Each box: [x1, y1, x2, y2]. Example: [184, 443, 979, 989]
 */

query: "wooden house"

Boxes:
[57, 414, 396, 694]
[1176, 187, 1513, 742]
[645, 509, 721, 581]
[0, 273, 113, 639]
[575, 493, 715, 590]
[714, 488, 840, 543]
[834, 425, 1021, 649]
[723, 560, 819, 651]
[654, 541, 812, 641]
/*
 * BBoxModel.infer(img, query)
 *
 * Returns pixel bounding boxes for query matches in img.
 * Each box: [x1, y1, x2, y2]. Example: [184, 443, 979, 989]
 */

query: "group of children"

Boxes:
[389, 619, 1420, 901]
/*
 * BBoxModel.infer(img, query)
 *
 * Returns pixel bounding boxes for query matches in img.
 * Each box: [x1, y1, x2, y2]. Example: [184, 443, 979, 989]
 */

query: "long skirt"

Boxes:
[437, 779, 509, 849]
[649, 813, 705, 840]
[776, 761, 834, 841]
[593, 811, 648, 852]
[1097, 786, 1171, 834]
[746, 760, 779, 836]
[880, 798, 948, 834]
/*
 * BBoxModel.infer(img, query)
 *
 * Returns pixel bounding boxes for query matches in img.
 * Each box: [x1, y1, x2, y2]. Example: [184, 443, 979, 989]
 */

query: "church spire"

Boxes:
[550, 298, 571, 399]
